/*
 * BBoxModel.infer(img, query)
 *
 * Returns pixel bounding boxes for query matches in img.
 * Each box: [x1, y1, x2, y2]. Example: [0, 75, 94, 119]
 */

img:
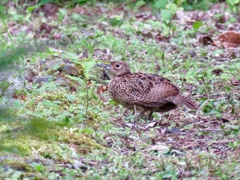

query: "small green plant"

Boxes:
[38, 0, 96, 7]
[193, 21, 203, 31]
[0, 81, 9, 96]
[67, 58, 96, 120]
[152, 0, 183, 36]
[182, 0, 217, 10]
[226, 0, 240, 15]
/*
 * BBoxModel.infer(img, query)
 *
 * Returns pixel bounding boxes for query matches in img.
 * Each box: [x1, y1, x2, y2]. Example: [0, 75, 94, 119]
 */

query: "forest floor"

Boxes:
[0, 1, 239, 179]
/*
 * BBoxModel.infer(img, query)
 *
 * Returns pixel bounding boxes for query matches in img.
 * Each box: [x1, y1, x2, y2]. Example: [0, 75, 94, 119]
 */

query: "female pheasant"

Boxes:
[107, 61, 199, 122]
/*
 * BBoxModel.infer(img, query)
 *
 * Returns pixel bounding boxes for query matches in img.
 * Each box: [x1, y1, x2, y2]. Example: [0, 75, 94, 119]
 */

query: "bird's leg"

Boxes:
[133, 109, 146, 131]
[133, 104, 137, 116]
[148, 111, 154, 120]
[134, 110, 146, 124]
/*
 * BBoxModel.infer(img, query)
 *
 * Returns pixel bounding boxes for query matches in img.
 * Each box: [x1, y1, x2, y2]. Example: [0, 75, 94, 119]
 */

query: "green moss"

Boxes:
[0, 159, 35, 172]
[41, 58, 84, 77]
[0, 159, 46, 179]
[0, 124, 7, 133]
[58, 131, 104, 154]
[0, 81, 9, 95]
[0, 119, 103, 157]
[0, 143, 30, 156]
[20, 172, 46, 180]
[23, 86, 70, 114]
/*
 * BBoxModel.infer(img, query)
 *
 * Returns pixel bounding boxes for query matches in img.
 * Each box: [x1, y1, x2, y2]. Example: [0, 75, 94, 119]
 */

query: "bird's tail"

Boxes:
[173, 95, 199, 110]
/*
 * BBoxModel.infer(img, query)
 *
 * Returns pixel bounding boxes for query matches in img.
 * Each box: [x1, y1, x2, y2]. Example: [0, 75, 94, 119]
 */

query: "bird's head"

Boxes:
[97, 61, 131, 76]
[108, 61, 131, 76]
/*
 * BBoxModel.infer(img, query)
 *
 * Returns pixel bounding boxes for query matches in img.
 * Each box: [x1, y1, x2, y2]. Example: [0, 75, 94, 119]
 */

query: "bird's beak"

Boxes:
[96, 64, 111, 70]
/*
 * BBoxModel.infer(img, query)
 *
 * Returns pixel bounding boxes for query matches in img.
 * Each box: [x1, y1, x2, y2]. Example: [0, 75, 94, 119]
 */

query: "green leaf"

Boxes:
[193, 21, 203, 30]
[109, 99, 119, 106]
[58, 9, 67, 21]
[136, 0, 146, 8]
[66, 75, 85, 85]
[93, 92, 99, 100]
[82, 127, 94, 134]
[62, 52, 79, 60]
[229, 17, 237, 23]
[72, 13, 86, 22]
[162, 172, 175, 178]
[38, 0, 54, 5]
[109, 18, 123, 27]
[166, 2, 180, 12]
[27, 6, 36, 13]
[153, 0, 168, 9]
[82, 60, 96, 79]
[67, 94, 76, 102]
[0, 47, 26, 71]
[227, 0, 240, 6]
[220, 73, 230, 80]
[74, 0, 88, 3]
[79, 92, 87, 96]
[88, 81, 96, 98]
[175, 0, 185, 5]
[0, 108, 17, 122]
[0, 5, 6, 18]
[161, 9, 173, 22]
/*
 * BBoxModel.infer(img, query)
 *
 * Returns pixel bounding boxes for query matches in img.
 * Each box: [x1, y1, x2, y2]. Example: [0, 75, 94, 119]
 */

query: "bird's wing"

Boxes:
[120, 74, 179, 106]
[140, 81, 179, 105]
[118, 77, 152, 100]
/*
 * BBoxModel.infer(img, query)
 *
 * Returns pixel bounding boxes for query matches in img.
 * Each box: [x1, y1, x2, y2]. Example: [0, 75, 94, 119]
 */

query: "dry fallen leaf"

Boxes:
[217, 31, 240, 48]
[12, 94, 26, 100]
[40, 3, 59, 17]
[97, 85, 108, 94]
[135, 12, 153, 21]
[39, 22, 52, 34]
[230, 78, 240, 86]
[227, 22, 240, 31]
[198, 35, 213, 46]
[212, 69, 223, 76]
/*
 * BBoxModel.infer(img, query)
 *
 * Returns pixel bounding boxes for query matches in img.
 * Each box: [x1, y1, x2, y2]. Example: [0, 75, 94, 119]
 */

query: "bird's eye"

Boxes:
[115, 64, 121, 68]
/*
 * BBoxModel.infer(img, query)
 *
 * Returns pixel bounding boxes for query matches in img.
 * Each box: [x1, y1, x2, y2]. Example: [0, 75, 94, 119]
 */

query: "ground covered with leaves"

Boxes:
[0, 1, 239, 179]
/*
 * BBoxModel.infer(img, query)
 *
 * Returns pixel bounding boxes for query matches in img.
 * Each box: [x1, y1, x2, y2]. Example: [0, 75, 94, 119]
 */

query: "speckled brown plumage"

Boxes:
[107, 61, 199, 122]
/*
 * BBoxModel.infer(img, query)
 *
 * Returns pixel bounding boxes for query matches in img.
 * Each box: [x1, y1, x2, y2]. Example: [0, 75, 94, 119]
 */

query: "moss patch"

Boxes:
[0, 158, 46, 179]
[0, 81, 10, 96]
[0, 119, 103, 157]
[0, 159, 35, 172]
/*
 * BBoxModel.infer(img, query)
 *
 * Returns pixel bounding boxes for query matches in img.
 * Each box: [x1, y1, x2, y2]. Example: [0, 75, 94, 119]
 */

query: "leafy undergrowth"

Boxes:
[0, 1, 239, 179]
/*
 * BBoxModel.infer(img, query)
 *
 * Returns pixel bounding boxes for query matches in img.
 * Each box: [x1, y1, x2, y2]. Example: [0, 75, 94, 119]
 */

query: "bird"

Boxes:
[105, 61, 199, 123]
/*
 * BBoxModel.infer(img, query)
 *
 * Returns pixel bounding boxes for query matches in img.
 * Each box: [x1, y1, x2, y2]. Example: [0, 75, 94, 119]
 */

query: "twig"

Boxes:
[196, 95, 209, 117]
[85, 80, 89, 120]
